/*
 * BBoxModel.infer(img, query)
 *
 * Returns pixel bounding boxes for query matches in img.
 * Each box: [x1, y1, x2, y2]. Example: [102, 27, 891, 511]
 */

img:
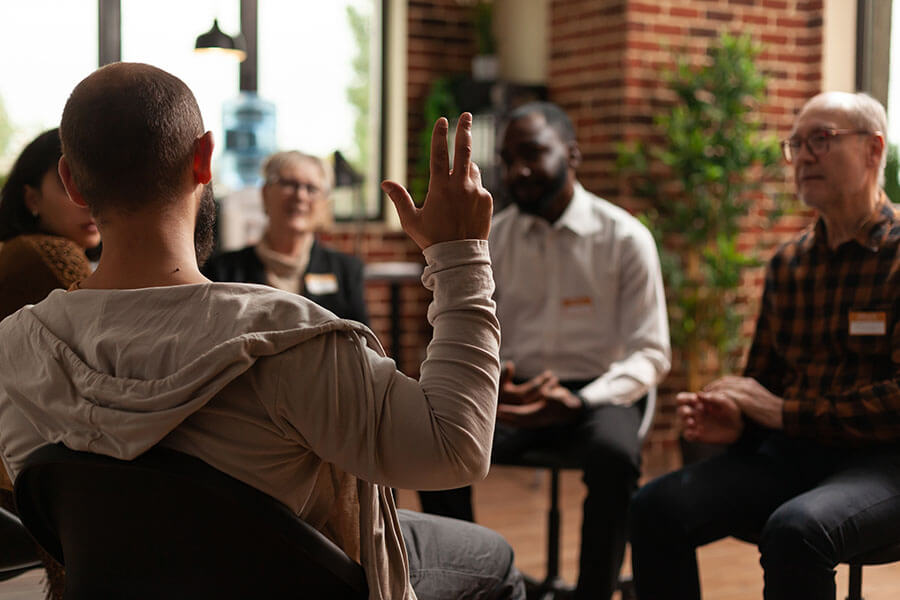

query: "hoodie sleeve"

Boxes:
[268, 239, 501, 491]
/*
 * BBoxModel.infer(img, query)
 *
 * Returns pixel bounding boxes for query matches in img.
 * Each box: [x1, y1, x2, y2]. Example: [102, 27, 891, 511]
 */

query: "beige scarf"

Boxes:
[254, 235, 314, 294]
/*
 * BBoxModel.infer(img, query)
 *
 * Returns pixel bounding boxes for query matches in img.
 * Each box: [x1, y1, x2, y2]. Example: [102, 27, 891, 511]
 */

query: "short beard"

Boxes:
[512, 156, 569, 218]
[194, 183, 217, 267]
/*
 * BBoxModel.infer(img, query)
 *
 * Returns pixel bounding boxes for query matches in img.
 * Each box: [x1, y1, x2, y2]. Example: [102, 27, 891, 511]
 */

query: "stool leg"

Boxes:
[547, 468, 560, 582]
[846, 564, 863, 600]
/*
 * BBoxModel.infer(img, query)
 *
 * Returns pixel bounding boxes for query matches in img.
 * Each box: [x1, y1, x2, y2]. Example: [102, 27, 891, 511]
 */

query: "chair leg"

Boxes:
[847, 563, 863, 600]
[547, 468, 560, 581]
[535, 468, 572, 598]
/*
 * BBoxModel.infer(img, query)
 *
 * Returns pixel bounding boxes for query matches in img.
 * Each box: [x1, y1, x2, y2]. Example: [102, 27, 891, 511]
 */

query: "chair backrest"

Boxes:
[14, 443, 368, 600]
[0, 505, 40, 581]
[636, 386, 658, 445]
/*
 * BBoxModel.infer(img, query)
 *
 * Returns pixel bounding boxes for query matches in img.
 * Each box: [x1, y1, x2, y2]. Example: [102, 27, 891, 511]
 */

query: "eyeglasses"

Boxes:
[780, 128, 874, 163]
[267, 177, 324, 197]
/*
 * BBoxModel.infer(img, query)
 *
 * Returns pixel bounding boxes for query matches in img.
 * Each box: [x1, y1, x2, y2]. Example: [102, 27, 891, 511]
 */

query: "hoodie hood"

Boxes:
[0, 282, 377, 460]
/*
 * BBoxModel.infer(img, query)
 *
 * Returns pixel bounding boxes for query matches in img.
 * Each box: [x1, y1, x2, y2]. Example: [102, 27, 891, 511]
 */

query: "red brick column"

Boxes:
[548, 0, 824, 447]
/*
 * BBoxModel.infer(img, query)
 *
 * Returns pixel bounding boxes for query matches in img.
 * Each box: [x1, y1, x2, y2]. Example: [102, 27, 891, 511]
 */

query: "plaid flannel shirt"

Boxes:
[744, 192, 900, 446]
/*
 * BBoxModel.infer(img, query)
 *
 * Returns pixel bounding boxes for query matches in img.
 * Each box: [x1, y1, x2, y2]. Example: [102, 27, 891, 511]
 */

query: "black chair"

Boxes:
[495, 388, 657, 600]
[0, 504, 41, 581]
[14, 443, 368, 600]
[733, 530, 900, 600]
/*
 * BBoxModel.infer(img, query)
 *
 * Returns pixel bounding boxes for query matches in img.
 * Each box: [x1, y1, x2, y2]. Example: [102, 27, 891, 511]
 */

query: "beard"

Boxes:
[194, 182, 217, 267]
[508, 155, 569, 218]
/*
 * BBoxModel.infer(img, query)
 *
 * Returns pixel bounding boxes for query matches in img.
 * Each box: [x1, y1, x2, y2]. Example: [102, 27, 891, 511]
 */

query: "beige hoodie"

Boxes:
[0, 239, 500, 600]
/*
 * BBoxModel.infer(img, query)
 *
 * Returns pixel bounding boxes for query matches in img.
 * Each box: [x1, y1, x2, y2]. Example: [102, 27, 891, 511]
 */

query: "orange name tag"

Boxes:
[305, 273, 338, 295]
[849, 311, 887, 336]
[562, 296, 593, 308]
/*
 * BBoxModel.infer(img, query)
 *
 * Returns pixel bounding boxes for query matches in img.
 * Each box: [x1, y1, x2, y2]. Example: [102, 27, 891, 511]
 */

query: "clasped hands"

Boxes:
[678, 375, 784, 444]
[496, 362, 584, 428]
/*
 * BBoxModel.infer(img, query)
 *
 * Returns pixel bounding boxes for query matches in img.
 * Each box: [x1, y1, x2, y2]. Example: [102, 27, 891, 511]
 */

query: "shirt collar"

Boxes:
[813, 190, 897, 253]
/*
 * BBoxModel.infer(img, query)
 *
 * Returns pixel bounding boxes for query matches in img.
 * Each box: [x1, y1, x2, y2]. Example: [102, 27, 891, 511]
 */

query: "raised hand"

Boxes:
[381, 113, 493, 250]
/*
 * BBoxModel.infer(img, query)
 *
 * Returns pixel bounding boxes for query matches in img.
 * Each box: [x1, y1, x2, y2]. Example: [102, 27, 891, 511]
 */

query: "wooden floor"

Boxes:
[3, 445, 900, 598]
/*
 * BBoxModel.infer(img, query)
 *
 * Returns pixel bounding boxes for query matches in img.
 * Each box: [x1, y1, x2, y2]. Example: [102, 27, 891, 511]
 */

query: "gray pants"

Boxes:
[399, 509, 526, 600]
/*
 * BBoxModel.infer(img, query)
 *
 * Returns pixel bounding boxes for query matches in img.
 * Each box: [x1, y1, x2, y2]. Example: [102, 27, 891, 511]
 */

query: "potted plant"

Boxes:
[471, 1, 498, 81]
[617, 33, 785, 393]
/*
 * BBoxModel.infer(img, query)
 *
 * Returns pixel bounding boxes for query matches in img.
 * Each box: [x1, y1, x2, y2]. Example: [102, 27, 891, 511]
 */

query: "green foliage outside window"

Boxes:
[885, 143, 900, 204]
[617, 33, 784, 390]
[411, 77, 459, 204]
[345, 4, 371, 173]
[0, 94, 12, 188]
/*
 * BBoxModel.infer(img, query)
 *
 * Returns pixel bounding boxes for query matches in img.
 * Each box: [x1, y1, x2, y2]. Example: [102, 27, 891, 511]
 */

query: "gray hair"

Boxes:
[801, 92, 888, 187]
[262, 151, 333, 193]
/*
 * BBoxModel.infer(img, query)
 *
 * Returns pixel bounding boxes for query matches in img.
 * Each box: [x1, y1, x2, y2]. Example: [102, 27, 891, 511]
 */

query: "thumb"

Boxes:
[381, 180, 416, 223]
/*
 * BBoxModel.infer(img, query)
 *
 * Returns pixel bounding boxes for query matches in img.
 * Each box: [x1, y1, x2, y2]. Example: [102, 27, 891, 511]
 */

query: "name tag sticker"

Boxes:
[562, 296, 593, 308]
[305, 273, 338, 295]
[561, 296, 594, 317]
[849, 311, 887, 336]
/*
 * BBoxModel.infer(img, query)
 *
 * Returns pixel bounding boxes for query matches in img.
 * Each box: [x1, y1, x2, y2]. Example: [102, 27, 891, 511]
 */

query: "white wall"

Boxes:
[494, 0, 548, 84]
[822, 0, 857, 93]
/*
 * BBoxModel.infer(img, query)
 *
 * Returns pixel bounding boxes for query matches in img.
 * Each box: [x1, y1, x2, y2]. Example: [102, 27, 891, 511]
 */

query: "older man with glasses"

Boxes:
[203, 150, 369, 323]
[629, 91, 900, 600]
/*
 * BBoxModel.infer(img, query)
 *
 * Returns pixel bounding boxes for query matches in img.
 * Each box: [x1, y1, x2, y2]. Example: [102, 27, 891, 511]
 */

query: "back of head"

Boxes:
[59, 62, 204, 216]
[502, 101, 576, 144]
[0, 128, 62, 241]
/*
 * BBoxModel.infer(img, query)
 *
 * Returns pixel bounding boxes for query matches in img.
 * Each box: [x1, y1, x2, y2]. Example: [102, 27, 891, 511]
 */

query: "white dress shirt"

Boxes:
[489, 183, 671, 407]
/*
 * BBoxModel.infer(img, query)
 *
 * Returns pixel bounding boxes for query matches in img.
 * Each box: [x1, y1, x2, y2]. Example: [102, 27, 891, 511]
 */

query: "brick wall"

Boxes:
[407, 0, 479, 180]
[548, 0, 824, 448]
[332, 0, 826, 450]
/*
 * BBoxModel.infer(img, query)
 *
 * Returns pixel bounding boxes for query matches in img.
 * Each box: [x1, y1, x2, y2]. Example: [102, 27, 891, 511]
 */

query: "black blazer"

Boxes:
[202, 241, 369, 324]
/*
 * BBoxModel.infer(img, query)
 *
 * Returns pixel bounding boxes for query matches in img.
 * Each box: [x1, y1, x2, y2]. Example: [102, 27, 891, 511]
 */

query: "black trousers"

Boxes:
[419, 401, 643, 600]
[630, 433, 900, 600]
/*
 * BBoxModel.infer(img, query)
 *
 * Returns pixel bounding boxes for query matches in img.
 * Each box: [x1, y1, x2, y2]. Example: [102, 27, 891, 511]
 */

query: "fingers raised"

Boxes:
[429, 117, 450, 181]
[452, 112, 473, 181]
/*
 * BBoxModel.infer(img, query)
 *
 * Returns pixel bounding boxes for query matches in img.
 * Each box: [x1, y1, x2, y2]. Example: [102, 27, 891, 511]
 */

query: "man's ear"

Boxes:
[869, 132, 886, 172]
[58, 156, 89, 208]
[568, 140, 582, 170]
[193, 131, 215, 185]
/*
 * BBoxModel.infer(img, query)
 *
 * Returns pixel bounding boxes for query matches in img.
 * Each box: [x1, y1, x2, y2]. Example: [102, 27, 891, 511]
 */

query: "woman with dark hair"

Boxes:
[0, 128, 100, 599]
[0, 128, 100, 320]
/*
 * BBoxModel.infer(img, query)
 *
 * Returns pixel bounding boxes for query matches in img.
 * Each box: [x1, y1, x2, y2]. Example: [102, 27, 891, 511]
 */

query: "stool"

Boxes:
[496, 388, 657, 600]
[734, 532, 900, 600]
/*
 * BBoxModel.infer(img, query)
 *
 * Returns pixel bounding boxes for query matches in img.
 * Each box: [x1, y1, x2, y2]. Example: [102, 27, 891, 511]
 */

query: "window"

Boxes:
[0, 1, 98, 171]
[121, 0, 241, 169]
[257, 0, 383, 221]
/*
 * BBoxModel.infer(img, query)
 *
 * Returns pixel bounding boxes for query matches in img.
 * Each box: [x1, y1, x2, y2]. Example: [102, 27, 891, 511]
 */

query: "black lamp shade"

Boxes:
[195, 19, 247, 62]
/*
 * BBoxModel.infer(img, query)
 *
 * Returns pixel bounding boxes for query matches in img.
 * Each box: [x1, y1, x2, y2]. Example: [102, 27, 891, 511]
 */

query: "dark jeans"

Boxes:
[400, 509, 525, 600]
[629, 434, 900, 600]
[419, 403, 643, 600]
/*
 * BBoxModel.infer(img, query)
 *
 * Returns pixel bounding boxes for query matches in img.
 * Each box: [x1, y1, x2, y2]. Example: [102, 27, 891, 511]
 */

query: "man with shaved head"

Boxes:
[0, 62, 524, 599]
[630, 91, 900, 599]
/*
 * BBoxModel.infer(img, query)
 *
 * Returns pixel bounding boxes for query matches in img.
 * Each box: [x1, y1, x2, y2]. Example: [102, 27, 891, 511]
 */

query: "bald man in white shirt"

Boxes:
[419, 102, 671, 600]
